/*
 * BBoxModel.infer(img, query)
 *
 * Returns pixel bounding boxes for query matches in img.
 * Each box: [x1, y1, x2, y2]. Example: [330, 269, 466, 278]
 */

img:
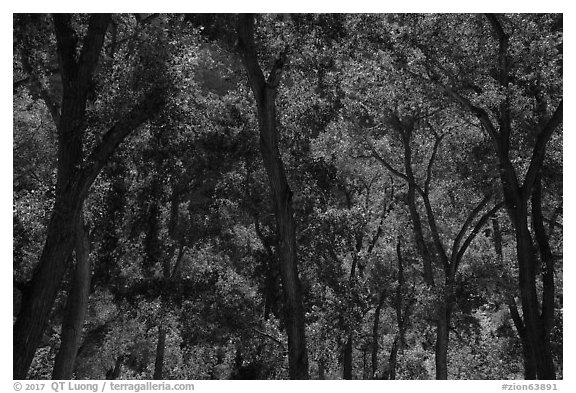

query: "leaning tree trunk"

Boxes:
[237, 14, 309, 379]
[52, 218, 92, 379]
[14, 13, 164, 378]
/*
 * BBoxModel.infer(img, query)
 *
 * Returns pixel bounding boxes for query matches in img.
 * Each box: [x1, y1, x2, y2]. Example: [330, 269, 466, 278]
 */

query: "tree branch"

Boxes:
[81, 89, 165, 186]
[424, 133, 444, 195]
[421, 192, 449, 270]
[371, 150, 410, 184]
[521, 100, 563, 201]
[531, 175, 555, 334]
[77, 14, 111, 85]
[453, 201, 504, 274]
[52, 14, 78, 79]
[237, 14, 267, 104]
[267, 50, 288, 88]
[450, 193, 493, 268]
[252, 328, 287, 353]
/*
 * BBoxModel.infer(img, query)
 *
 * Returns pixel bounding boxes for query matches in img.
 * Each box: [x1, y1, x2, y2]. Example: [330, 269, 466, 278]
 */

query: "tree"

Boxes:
[413, 14, 562, 379]
[13, 13, 167, 378]
[236, 14, 309, 379]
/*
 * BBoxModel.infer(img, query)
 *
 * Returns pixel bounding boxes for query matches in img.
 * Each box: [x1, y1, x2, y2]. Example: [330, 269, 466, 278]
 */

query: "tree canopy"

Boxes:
[13, 13, 562, 380]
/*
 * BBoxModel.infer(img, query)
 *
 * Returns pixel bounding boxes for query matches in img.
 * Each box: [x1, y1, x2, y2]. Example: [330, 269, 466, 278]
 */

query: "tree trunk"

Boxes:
[343, 332, 353, 379]
[153, 325, 167, 380]
[513, 205, 555, 379]
[494, 217, 538, 379]
[13, 14, 110, 379]
[435, 300, 450, 380]
[52, 219, 91, 379]
[387, 336, 399, 380]
[318, 357, 325, 380]
[531, 175, 556, 379]
[371, 291, 385, 378]
[106, 356, 124, 380]
[14, 194, 85, 378]
[508, 295, 537, 379]
[440, 15, 562, 380]
[237, 14, 309, 379]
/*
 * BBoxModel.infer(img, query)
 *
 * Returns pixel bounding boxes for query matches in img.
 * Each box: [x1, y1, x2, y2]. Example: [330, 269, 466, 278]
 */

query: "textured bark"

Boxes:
[52, 219, 91, 379]
[13, 16, 110, 379]
[237, 14, 309, 379]
[494, 218, 538, 379]
[387, 336, 400, 380]
[508, 296, 537, 379]
[153, 325, 167, 380]
[342, 333, 353, 379]
[435, 284, 454, 380]
[371, 291, 385, 378]
[14, 13, 165, 379]
[400, 127, 435, 286]
[438, 15, 561, 379]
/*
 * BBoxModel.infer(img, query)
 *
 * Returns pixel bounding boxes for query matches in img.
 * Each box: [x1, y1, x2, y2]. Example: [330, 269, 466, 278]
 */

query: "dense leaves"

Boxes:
[13, 13, 562, 380]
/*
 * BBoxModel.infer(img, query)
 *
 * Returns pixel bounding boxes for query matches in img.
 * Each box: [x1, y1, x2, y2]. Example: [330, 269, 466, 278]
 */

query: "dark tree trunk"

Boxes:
[13, 14, 108, 379]
[531, 175, 556, 379]
[508, 296, 537, 379]
[153, 325, 167, 380]
[435, 292, 453, 380]
[52, 219, 91, 379]
[513, 203, 555, 379]
[106, 356, 124, 380]
[440, 15, 562, 380]
[387, 336, 400, 380]
[343, 332, 353, 380]
[494, 218, 538, 379]
[14, 13, 165, 378]
[237, 14, 309, 379]
[318, 358, 325, 380]
[371, 291, 385, 378]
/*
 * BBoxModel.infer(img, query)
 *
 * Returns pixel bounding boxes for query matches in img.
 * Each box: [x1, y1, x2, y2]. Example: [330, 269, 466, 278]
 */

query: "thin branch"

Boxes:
[421, 193, 449, 269]
[507, 295, 525, 338]
[450, 193, 493, 267]
[424, 133, 444, 195]
[371, 150, 409, 183]
[521, 100, 563, 201]
[454, 201, 504, 274]
[252, 328, 287, 353]
[267, 50, 288, 88]
[547, 206, 563, 238]
[169, 245, 186, 280]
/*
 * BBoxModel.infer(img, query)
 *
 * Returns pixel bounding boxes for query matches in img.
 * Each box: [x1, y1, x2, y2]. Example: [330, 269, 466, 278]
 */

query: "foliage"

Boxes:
[13, 13, 562, 380]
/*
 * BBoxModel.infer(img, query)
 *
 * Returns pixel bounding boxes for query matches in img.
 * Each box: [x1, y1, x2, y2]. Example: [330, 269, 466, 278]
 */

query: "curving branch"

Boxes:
[521, 100, 563, 201]
[371, 150, 409, 184]
[450, 193, 493, 267]
[453, 201, 504, 275]
[424, 133, 444, 196]
[81, 89, 165, 187]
